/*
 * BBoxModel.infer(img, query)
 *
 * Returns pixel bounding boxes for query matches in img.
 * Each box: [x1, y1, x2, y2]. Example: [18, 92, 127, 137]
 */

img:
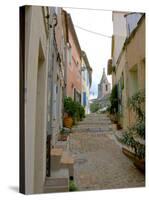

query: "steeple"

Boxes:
[103, 67, 105, 74]
[100, 68, 108, 84]
[98, 67, 111, 99]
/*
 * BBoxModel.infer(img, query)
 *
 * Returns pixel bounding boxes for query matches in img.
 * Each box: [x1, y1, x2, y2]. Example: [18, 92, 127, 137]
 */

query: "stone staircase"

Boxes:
[44, 147, 74, 193]
[72, 113, 113, 133]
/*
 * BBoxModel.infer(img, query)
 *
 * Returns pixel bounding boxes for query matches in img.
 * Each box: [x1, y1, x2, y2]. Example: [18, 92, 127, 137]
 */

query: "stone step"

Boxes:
[61, 151, 74, 165]
[73, 127, 113, 130]
[51, 148, 63, 157]
[44, 185, 68, 193]
[78, 121, 111, 123]
[76, 124, 112, 127]
[83, 119, 110, 122]
[51, 148, 74, 178]
[72, 127, 113, 133]
[44, 174, 69, 193]
[60, 151, 74, 178]
[55, 140, 69, 151]
[50, 167, 69, 179]
[51, 148, 64, 169]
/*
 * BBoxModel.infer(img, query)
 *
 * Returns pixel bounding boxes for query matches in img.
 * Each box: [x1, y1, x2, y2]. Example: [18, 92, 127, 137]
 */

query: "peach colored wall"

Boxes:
[126, 18, 145, 128]
[66, 28, 81, 98]
[113, 17, 145, 130]
[126, 19, 145, 71]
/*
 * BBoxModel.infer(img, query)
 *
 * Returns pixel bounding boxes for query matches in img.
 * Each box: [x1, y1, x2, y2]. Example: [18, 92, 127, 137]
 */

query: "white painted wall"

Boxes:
[112, 11, 127, 65]
[25, 6, 48, 194]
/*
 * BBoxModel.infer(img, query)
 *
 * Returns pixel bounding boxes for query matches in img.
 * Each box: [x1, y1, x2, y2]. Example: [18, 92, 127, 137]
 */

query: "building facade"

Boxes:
[65, 13, 82, 103]
[20, 6, 71, 194]
[96, 68, 111, 110]
[98, 68, 111, 99]
[20, 6, 50, 194]
[20, 6, 92, 194]
[81, 51, 92, 114]
[107, 12, 145, 129]
[48, 7, 66, 147]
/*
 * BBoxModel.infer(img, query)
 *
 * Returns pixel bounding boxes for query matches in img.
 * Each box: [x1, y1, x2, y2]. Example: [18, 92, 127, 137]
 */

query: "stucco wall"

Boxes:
[126, 17, 145, 127]
[126, 18, 145, 72]
[50, 8, 65, 147]
[112, 12, 127, 65]
[66, 28, 81, 98]
[81, 59, 90, 114]
[25, 6, 48, 194]
[113, 16, 145, 129]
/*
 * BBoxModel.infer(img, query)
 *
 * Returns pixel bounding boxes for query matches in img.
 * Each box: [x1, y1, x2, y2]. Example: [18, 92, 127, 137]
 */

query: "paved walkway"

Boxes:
[69, 113, 145, 191]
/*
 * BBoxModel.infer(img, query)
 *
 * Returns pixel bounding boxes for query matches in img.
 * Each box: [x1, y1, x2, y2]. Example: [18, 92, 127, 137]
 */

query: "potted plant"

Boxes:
[74, 101, 85, 122]
[117, 123, 122, 130]
[63, 97, 76, 128]
[117, 90, 145, 173]
[58, 128, 69, 141]
[69, 180, 78, 192]
[108, 84, 118, 123]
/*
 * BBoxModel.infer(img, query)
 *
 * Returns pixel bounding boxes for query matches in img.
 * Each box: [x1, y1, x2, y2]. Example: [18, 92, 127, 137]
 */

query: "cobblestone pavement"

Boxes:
[69, 113, 145, 191]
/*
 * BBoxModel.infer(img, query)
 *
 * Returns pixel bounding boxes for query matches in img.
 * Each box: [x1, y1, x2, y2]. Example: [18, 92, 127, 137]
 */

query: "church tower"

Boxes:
[98, 68, 111, 99]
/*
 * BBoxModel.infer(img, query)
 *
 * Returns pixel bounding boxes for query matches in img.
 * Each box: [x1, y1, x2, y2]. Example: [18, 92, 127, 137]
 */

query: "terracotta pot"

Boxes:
[61, 135, 68, 141]
[133, 159, 145, 173]
[122, 147, 136, 160]
[122, 147, 145, 173]
[63, 116, 73, 128]
[117, 123, 122, 130]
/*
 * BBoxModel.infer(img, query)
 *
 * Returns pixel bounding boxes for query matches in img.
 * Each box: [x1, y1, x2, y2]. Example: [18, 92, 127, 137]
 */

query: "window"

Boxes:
[68, 46, 72, 65]
[54, 7, 59, 14]
[105, 84, 108, 91]
[83, 92, 87, 106]
[129, 65, 138, 96]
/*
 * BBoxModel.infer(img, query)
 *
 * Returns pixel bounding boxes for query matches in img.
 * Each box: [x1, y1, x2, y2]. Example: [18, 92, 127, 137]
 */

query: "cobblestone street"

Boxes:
[69, 113, 145, 191]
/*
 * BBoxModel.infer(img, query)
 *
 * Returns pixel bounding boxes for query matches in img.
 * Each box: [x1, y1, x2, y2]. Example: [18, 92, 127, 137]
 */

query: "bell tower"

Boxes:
[98, 68, 111, 99]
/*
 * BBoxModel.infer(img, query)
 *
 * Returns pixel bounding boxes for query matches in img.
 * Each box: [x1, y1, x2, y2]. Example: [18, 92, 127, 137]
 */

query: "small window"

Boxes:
[105, 84, 108, 91]
[68, 46, 72, 65]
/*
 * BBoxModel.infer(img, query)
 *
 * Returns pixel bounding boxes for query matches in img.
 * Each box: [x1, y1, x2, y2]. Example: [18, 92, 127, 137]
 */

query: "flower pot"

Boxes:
[122, 147, 145, 173]
[63, 116, 73, 128]
[60, 135, 68, 141]
[122, 147, 136, 160]
[117, 123, 122, 130]
[133, 159, 145, 173]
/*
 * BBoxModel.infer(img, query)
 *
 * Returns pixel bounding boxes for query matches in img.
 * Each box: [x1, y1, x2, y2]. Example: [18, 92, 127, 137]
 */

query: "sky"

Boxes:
[64, 7, 113, 99]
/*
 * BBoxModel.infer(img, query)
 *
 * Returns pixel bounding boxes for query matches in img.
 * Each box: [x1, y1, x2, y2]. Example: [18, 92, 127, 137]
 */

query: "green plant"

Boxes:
[109, 84, 118, 114]
[118, 90, 145, 159]
[60, 128, 70, 135]
[74, 101, 85, 120]
[69, 180, 78, 191]
[64, 97, 85, 120]
[64, 97, 76, 117]
[90, 101, 100, 113]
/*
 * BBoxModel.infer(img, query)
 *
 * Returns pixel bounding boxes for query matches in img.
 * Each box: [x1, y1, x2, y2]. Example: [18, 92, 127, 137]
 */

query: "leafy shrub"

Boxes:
[118, 90, 145, 159]
[69, 180, 78, 191]
[74, 101, 85, 120]
[90, 101, 99, 113]
[64, 97, 85, 120]
[109, 84, 118, 114]
[64, 97, 76, 117]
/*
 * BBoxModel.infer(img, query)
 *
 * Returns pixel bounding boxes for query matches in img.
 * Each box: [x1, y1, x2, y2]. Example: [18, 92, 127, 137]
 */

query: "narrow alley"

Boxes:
[20, 6, 145, 194]
[69, 113, 145, 191]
